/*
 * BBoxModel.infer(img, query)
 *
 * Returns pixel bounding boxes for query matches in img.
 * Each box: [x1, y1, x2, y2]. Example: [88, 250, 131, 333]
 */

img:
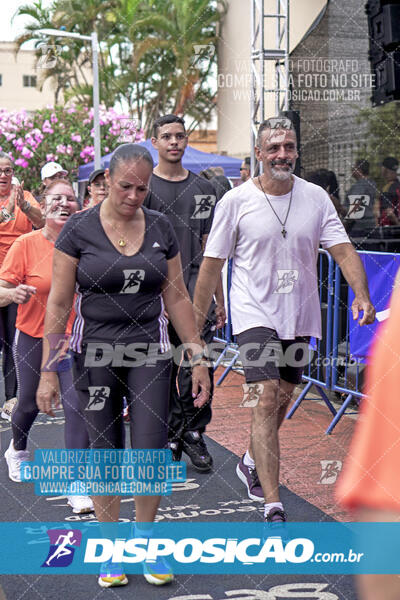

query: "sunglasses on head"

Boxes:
[264, 117, 293, 130]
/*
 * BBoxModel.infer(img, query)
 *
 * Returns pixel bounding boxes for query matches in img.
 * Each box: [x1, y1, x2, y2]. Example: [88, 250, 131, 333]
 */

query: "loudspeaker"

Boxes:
[365, 1, 400, 105]
[281, 110, 301, 176]
[370, 49, 400, 104]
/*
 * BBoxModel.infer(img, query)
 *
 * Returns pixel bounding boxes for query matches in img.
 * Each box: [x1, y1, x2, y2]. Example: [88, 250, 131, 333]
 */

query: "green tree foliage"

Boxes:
[357, 102, 400, 186]
[15, 0, 227, 136]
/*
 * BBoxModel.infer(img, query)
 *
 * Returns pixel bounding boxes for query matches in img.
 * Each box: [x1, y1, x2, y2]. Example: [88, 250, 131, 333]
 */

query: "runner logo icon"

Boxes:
[346, 195, 370, 219]
[42, 529, 82, 567]
[275, 270, 299, 294]
[192, 195, 216, 219]
[319, 460, 342, 484]
[86, 386, 110, 411]
[121, 269, 145, 294]
[240, 383, 264, 407]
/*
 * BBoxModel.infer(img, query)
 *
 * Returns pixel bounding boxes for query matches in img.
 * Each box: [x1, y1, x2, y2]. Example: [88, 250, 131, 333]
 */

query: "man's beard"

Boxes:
[270, 160, 294, 180]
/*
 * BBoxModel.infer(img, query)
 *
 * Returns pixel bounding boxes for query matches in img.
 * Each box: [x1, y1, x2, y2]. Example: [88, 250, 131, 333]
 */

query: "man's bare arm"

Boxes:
[201, 233, 226, 328]
[328, 242, 376, 325]
[193, 257, 225, 334]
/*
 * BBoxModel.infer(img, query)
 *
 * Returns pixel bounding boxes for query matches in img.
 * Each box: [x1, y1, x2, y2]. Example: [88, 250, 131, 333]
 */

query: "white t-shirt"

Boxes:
[204, 176, 350, 339]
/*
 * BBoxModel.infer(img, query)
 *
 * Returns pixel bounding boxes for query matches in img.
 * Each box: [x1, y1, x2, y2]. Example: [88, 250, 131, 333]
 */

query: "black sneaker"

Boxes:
[167, 440, 182, 462]
[182, 431, 213, 472]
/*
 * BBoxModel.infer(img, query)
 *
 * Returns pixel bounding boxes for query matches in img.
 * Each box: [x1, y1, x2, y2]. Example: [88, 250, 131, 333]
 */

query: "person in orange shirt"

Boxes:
[336, 278, 400, 600]
[0, 152, 44, 421]
[0, 178, 93, 515]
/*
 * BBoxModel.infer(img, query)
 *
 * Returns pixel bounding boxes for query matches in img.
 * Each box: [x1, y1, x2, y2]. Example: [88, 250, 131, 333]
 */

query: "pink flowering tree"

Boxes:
[0, 105, 143, 192]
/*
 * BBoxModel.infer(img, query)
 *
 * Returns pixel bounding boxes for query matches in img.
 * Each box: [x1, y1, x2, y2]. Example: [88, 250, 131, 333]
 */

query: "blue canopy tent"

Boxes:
[78, 139, 242, 180]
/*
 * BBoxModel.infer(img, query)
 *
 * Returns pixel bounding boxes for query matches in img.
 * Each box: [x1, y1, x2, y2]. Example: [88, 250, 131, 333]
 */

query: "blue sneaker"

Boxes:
[143, 556, 174, 586]
[98, 560, 128, 588]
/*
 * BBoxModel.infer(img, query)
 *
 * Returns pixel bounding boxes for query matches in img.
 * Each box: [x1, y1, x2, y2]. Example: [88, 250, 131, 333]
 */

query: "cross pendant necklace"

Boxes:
[258, 176, 293, 238]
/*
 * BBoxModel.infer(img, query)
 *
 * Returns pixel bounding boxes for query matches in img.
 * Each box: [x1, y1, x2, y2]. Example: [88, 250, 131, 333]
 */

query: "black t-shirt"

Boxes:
[55, 204, 179, 351]
[144, 171, 216, 297]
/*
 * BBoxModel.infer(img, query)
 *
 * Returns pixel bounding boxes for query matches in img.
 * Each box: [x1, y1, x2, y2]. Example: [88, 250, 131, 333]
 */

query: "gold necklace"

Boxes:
[118, 237, 127, 247]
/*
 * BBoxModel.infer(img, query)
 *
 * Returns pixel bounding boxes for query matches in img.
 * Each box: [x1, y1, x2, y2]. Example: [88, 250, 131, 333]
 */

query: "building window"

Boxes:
[0, 75, 2, 86]
[23, 75, 37, 87]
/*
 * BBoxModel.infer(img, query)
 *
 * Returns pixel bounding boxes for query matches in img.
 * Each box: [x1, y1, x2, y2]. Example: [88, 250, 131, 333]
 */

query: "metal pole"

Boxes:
[284, 0, 290, 111]
[250, 0, 256, 176]
[91, 31, 101, 169]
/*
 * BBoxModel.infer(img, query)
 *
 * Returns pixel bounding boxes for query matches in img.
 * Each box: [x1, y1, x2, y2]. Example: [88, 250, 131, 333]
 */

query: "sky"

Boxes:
[1, 0, 52, 43]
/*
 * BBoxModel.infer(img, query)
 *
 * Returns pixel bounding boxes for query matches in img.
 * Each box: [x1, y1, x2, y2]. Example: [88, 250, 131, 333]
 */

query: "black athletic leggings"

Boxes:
[73, 348, 171, 450]
[0, 303, 18, 401]
[12, 330, 90, 451]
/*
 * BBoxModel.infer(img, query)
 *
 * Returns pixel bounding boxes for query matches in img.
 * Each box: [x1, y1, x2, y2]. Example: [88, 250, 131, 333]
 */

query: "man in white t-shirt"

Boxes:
[193, 117, 375, 524]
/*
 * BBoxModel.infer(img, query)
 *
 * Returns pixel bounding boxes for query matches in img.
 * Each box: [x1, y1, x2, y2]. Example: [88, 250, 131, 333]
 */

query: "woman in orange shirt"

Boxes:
[0, 152, 44, 421]
[0, 179, 93, 515]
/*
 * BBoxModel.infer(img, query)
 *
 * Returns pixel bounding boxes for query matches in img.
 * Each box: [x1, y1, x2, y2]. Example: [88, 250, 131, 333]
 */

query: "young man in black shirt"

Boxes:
[144, 115, 225, 472]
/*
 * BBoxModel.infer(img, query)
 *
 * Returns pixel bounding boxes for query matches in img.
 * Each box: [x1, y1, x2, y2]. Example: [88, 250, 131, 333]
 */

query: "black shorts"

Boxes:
[236, 327, 310, 384]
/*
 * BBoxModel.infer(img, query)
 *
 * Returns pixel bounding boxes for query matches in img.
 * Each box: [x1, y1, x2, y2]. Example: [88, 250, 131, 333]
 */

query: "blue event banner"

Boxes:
[3, 521, 400, 574]
[348, 252, 400, 359]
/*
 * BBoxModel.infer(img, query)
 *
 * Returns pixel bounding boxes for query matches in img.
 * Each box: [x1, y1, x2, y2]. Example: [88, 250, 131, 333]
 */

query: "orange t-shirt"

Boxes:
[0, 190, 42, 267]
[0, 229, 75, 338]
[336, 284, 400, 513]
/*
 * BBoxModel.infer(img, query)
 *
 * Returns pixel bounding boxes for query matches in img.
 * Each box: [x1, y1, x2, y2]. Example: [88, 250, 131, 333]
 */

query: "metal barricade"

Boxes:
[324, 262, 364, 433]
[286, 249, 338, 423]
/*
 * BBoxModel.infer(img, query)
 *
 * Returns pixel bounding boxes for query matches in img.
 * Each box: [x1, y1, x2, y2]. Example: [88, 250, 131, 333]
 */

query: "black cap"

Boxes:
[88, 168, 105, 184]
[382, 157, 399, 171]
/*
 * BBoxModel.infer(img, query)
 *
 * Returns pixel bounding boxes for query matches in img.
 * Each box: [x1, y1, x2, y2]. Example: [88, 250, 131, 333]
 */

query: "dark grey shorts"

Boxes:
[236, 327, 310, 384]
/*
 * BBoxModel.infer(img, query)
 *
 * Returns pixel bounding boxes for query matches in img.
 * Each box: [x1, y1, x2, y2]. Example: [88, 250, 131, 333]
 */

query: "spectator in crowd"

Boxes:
[210, 167, 232, 201]
[305, 169, 346, 218]
[240, 157, 251, 183]
[0, 152, 44, 421]
[343, 159, 377, 237]
[85, 169, 107, 208]
[41, 162, 68, 188]
[199, 168, 215, 180]
[1, 178, 93, 515]
[378, 156, 400, 225]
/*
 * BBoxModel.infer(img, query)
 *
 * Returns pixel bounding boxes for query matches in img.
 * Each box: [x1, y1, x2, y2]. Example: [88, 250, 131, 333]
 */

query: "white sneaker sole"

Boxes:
[236, 463, 264, 502]
[67, 499, 95, 514]
[143, 571, 174, 586]
[4, 449, 22, 483]
[98, 575, 128, 588]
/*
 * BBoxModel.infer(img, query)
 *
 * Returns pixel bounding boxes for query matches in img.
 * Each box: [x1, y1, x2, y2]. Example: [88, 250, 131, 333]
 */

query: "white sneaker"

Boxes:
[1, 397, 17, 421]
[67, 495, 94, 514]
[4, 439, 29, 482]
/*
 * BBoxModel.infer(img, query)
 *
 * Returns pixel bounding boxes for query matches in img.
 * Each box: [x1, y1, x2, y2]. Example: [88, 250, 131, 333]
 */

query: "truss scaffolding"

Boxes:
[250, 0, 290, 172]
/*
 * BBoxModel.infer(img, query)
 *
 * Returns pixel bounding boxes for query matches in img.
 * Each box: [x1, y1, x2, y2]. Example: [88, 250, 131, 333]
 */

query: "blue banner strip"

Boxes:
[2, 522, 400, 574]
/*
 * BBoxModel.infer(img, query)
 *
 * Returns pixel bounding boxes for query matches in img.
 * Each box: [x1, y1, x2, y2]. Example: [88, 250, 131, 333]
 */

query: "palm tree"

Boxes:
[127, 0, 227, 134]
